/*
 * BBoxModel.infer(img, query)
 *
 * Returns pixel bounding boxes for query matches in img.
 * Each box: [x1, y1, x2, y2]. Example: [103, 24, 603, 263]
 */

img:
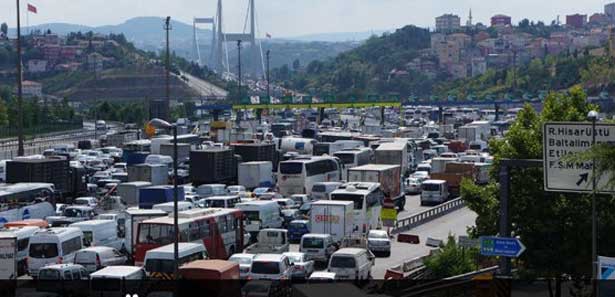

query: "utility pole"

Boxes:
[266, 50, 271, 99]
[16, 0, 24, 156]
[588, 110, 599, 296]
[164, 17, 172, 122]
[236, 40, 242, 125]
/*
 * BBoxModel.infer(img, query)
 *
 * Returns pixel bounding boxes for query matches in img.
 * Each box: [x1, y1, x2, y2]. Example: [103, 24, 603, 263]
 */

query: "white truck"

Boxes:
[310, 200, 354, 244]
[244, 229, 290, 254]
[116, 181, 152, 207]
[0, 232, 17, 279]
[348, 164, 404, 210]
[238, 161, 274, 190]
[374, 141, 409, 176]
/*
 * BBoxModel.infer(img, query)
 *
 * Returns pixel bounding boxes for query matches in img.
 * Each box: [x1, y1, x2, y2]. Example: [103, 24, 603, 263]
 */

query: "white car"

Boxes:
[410, 171, 430, 180]
[283, 252, 314, 279]
[404, 177, 425, 194]
[73, 197, 98, 208]
[228, 253, 255, 279]
[227, 185, 246, 195]
[249, 254, 293, 281]
[367, 230, 391, 257]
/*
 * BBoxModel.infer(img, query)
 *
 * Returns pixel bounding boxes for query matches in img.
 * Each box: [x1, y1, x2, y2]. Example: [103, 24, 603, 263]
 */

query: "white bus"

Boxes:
[0, 183, 56, 226]
[277, 156, 342, 196]
[333, 148, 372, 181]
[329, 182, 383, 236]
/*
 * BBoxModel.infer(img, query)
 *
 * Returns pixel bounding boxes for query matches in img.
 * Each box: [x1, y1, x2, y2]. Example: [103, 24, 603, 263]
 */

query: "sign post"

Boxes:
[479, 236, 526, 258]
[543, 122, 615, 194]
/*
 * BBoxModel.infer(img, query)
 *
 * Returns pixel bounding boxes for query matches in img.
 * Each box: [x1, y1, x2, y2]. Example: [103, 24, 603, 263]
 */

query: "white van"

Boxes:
[327, 248, 374, 281]
[70, 219, 124, 250]
[235, 200, 283, 239]
[4, 226, 39, 276]
[310, 182, 342, 201]
[299, 234, 337, 263]
[28, 227, 83, 278]
[420, 179, 449, 206]
[152, 201, 194, 214]
[74, 246, 127, 273]
[89, 266, 147, 297]
[143, 242, 208, 279]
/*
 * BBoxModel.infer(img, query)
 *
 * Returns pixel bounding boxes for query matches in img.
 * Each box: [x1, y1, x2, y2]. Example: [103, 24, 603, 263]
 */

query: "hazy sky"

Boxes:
[0, 0, 612, 37]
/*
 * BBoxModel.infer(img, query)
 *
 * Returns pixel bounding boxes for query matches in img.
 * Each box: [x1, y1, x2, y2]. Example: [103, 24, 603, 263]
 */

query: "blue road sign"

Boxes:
[479, 236, 526, 258]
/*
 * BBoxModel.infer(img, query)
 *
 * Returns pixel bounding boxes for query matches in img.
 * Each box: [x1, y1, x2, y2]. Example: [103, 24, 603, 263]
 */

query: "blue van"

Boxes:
[288, 220, 311, 243]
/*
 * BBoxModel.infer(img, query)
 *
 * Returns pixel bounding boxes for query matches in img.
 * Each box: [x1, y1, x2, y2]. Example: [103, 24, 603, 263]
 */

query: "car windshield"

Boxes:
[330, 256, 356, 268]
[280, 162, 303, 174]
[38, 269, 61, 280]
[311, 185, 326, 192]
[369, 232, 388, 239]
[63, 208, 84, 217]
[330, 193, 364, 210]
[251, 261, 280, 274]
[29, 243, 58, 258]
[302, 237, 323, 248]
[422, 183, 442, 192]
[229, 256, 252, 265]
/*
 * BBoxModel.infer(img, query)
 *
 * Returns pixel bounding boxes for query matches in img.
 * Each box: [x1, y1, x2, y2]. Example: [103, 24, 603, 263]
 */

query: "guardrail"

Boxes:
[392, 198, 466, 234]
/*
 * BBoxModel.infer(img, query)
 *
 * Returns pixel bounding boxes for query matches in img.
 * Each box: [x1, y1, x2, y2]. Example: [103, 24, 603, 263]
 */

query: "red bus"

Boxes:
[134, 208, 244, 265]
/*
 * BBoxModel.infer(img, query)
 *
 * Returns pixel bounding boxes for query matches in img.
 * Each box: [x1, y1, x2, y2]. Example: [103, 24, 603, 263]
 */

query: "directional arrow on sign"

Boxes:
[479, 236, 526, 258]
[576, 173, 589, 186]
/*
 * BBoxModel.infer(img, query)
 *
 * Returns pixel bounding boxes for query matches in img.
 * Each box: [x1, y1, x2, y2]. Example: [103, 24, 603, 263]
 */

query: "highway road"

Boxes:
[179, 72, 228, 97]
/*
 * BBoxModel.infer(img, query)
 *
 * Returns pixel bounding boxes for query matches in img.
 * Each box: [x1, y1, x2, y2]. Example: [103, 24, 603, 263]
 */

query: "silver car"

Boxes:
[367, 230, 391, 257]
[228, 253, 255, 279]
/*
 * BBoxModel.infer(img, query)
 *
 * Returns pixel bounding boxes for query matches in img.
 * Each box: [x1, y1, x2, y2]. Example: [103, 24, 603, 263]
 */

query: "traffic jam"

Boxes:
[0, 106, 503, 295]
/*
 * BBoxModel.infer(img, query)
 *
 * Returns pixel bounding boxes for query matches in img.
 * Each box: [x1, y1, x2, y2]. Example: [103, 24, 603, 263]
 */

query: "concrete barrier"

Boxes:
[392, 198, 466, 234]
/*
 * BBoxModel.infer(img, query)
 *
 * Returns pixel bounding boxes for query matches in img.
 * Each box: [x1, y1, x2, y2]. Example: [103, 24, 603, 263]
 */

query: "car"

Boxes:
[73, 197, 98, 208]
[410, 171, 430, 180]
[249, 254, 293, 281]
[283, 252, 314, 279]
[74, 246, 128, 273]
[259, 192, 283, 200]
[228, 253, 255, 279]
[290, 194, 310, 207]
[55, 203, 67, 216]
[227, 185, 247, 195]
[367, 230, 391, 257]
[36, 264, 90, 295]
[404, 177, 424, 194]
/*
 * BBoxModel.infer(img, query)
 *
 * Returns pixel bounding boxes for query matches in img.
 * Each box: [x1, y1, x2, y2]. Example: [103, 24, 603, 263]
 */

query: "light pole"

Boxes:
[588, 110, 598, 293]
[237, 40, 242, 126]
[164, 17, 172, 121]
[146, 118, 178, 282]
[16, 0, 24, 156]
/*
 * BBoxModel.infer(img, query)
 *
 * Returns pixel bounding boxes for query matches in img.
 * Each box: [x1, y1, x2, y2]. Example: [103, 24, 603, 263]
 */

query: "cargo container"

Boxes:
[238, 161, 273, 190]
[117, 181, 152, 206]
[123, 151, 149, 166]
[190, 148, 238, 186]
[159, 143, 191, 162]
[374, 141, 409, 176]
[278, 138, 317, 155]
[347, 164, 404, 210]
[310, 200, 354, 243]
[138, 185, 185, 209]
[6, 158, 70, 194]
[230, 143, 277, 171]
[430, 157, 458, 174]
[127, 164, 168, 185]
[430, 162, 476, 197]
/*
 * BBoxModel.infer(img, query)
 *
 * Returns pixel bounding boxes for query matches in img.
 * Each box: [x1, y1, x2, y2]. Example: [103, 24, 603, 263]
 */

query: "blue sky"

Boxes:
[0, 0, 612, 37]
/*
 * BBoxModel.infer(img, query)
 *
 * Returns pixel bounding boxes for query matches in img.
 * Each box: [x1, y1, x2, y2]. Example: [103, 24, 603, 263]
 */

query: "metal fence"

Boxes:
[0, 130, 96, 160]
[392, 198, 466, 234]
[0, 122, 84, 139]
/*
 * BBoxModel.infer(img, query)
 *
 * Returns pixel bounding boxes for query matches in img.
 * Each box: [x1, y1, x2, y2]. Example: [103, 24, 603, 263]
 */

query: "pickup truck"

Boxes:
[244, 229, 289, 254]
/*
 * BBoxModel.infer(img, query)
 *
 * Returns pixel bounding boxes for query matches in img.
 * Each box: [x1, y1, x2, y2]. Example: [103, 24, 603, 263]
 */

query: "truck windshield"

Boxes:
[29, 243, 58, 258]
[301, 237, 323, 248]
[330, 194, 364, 210]
[333, 153, 355, 164]
[330, 256, 356, 268]
[280, 163, 303, 174]
[251, 261, 280, 274]
[243, 211, 260, 221]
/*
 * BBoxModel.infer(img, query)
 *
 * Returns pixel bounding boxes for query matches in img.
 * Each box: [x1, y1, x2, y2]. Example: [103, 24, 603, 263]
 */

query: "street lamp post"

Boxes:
[588, 110, 598, 294]
[16, 0, 24, 156]
[164, 17, 172, 121]
[237, 40, 242, 126]
[146, 118, 178, 282]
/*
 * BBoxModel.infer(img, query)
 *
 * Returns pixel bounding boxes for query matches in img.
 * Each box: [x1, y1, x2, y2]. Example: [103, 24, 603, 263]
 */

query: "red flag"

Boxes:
[27, 4, 37, 14]
[266, 33, 272, 39]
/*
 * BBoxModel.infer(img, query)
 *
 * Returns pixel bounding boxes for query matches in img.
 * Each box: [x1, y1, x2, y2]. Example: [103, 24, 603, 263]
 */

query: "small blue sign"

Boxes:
[22, 208, 31, 220]
[480, 236, 526, 258]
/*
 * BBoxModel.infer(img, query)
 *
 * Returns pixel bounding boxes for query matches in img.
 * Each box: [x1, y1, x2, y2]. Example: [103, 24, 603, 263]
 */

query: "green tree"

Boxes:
[461, 86, 612, 297]
[424, 235, 478, 278]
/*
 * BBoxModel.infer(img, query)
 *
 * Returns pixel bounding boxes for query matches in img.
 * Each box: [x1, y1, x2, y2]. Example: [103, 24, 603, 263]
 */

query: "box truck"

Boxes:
[116, 181, 152, 206]
[310, 200, 354, 244]
[347, 164, 404, 210]
[374, 141, 409, 176]
[127, 164, 168, 185]
[238, 161, 273, 190]
[0, 232, 17, 279]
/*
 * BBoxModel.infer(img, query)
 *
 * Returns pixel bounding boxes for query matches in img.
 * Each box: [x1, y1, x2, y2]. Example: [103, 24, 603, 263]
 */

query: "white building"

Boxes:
[22, 80, 43, 98]
[436, 14, 461, 32]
